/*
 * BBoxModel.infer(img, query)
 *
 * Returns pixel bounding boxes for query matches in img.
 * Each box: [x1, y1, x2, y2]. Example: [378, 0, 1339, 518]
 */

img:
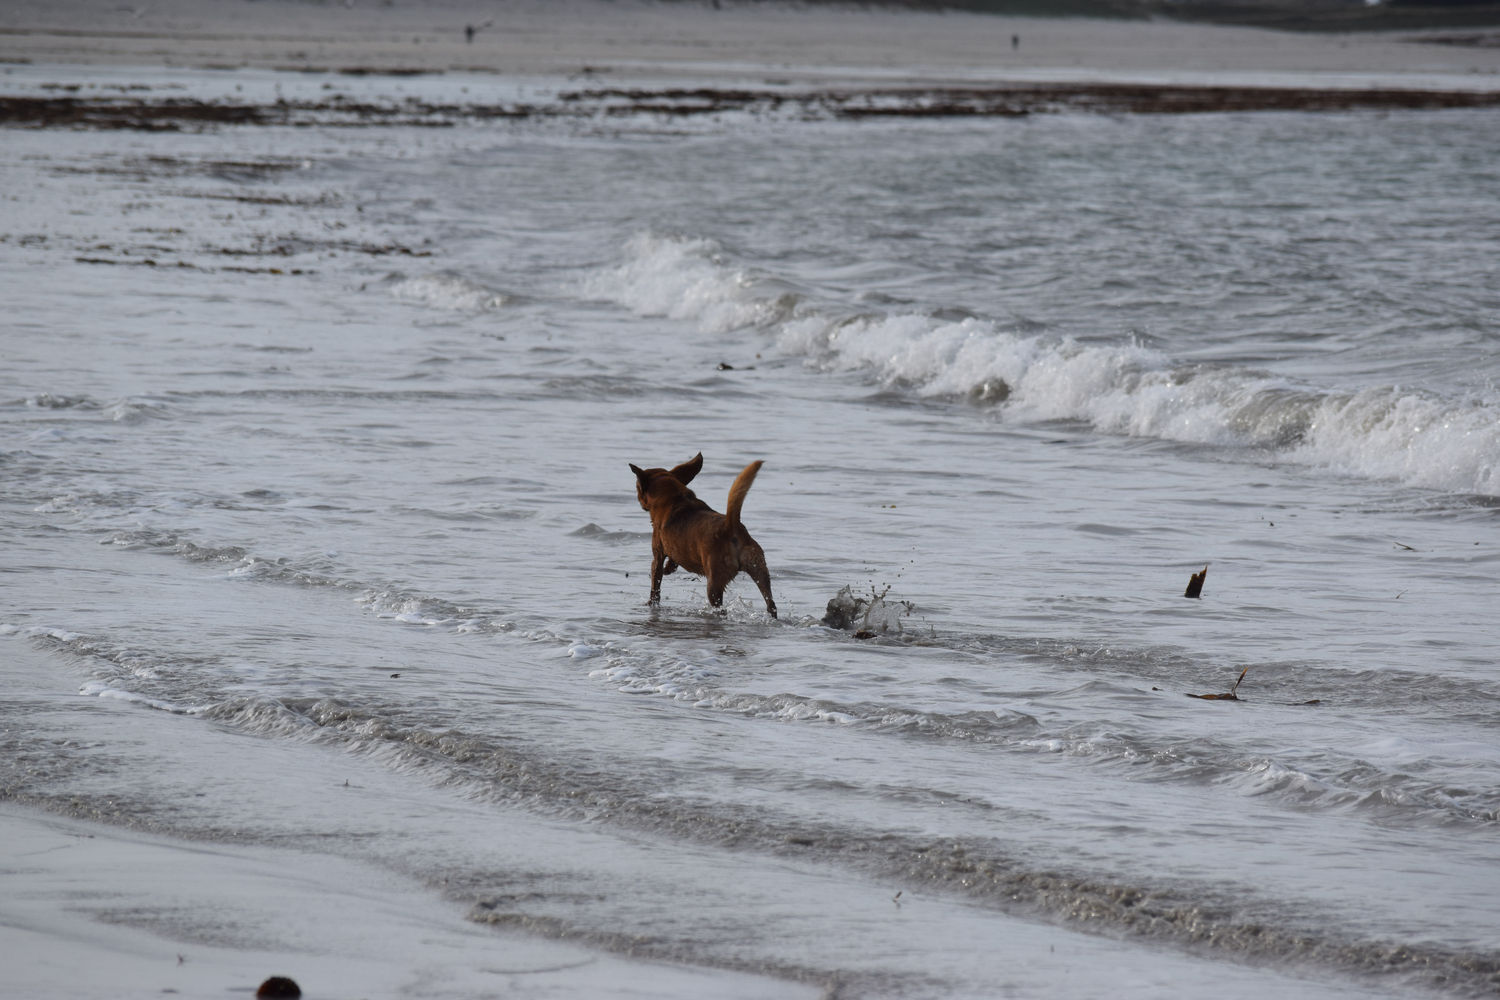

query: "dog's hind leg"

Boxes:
[741, 542, 777, 618]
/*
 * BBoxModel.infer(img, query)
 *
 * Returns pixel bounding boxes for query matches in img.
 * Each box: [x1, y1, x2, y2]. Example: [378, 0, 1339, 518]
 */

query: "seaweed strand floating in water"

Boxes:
[1189, 666, 1251, 701]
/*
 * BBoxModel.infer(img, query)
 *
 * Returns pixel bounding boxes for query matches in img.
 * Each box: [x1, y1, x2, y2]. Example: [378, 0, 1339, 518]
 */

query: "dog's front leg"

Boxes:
[648, 542, 667, 605]
[705, 576, 726, 609]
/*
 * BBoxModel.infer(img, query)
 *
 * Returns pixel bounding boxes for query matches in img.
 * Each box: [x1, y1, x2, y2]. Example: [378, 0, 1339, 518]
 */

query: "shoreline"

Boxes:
[0, 624, 820, 1000]
[0, 801, 809, 1000]
[4, 0, 1500, 91]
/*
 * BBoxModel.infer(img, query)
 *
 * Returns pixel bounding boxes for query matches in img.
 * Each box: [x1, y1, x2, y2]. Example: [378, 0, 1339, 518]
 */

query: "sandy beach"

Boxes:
[0, 635, 818, 1000]
[2, 803, 816, 1000]
[2, 804, 666, 1000]
[3, 0, 1500, 87]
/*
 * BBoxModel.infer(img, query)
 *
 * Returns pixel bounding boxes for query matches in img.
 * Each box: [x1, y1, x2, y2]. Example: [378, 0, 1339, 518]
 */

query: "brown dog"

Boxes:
[629, 453, 777, 617]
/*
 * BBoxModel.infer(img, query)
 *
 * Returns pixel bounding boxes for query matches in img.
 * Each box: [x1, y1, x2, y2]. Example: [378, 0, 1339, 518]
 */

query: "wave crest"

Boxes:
[593, 233, 1500, 497]
[386, 271, 508, 311]
[583, 232, 801, 333]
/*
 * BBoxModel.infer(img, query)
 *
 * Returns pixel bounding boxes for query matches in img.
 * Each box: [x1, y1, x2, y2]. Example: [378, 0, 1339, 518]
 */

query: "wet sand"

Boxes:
[0, 632, 815, 1000]
[4, 0, 1500, 89]
[1, 803, 808, 1000]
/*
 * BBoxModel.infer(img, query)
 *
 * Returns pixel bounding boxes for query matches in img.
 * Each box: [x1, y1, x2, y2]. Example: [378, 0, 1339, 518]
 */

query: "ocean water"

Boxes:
[3, 63, 1499, 998]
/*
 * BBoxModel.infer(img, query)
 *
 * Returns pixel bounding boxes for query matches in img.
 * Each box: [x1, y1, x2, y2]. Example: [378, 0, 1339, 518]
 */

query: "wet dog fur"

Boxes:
[629, 453, 777, 617]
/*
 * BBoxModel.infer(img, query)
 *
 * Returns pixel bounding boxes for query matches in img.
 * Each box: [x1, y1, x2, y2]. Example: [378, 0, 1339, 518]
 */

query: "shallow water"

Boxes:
[3, 63, 1499, 998]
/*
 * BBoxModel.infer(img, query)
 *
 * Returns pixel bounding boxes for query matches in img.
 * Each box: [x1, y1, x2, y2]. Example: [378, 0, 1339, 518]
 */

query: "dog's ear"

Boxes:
[630, 463, 653, 511]
[670, 452, 703, 485]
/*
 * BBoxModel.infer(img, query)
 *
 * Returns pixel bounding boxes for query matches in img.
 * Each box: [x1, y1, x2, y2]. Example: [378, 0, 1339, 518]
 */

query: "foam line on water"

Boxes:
[589, 233, 1500, 497]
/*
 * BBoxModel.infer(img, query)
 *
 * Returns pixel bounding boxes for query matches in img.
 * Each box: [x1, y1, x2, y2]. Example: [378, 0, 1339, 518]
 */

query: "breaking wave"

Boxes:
[385, 271, 509, 311]
[590, 233, 1500, 497]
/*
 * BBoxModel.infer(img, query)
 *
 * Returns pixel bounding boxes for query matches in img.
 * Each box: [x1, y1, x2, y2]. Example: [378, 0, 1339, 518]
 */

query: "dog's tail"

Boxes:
[724, 460, 763, 530]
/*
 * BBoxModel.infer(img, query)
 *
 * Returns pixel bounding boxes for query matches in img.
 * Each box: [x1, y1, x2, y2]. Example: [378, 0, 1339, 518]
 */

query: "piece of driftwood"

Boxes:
[1189, 666, 1249, 701]
[1184, 566, 1208, 599]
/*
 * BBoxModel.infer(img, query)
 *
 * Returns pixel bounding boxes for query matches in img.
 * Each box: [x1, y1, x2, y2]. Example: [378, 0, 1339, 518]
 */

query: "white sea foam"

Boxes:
[596, 233, 1500, 497]
[1295, 387, 1500, 496]
[387, 271, 508, 311]
[27, 625, 84, 643]
[78, 679, 193, 714]
[582, 232, 797, 333]
[102, 397, 171, 423]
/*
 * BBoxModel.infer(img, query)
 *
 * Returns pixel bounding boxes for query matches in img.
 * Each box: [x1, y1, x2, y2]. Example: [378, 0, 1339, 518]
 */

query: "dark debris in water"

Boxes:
[1188, 665, 1250, 701]
[255, 977, 301, 1000]
[255, 977, 301, 999]
[71, 255, 313, 276]
[822, 583, 920, 637]
[7, 83, 1500, 131]
[1184, 565, 1207, 599]
[561, 83, 1500, 118]
[56, 230, 427, 274]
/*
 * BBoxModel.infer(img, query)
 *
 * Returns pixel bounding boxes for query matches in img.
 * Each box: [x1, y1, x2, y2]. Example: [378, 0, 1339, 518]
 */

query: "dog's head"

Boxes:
[630, 453, 703, 511]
